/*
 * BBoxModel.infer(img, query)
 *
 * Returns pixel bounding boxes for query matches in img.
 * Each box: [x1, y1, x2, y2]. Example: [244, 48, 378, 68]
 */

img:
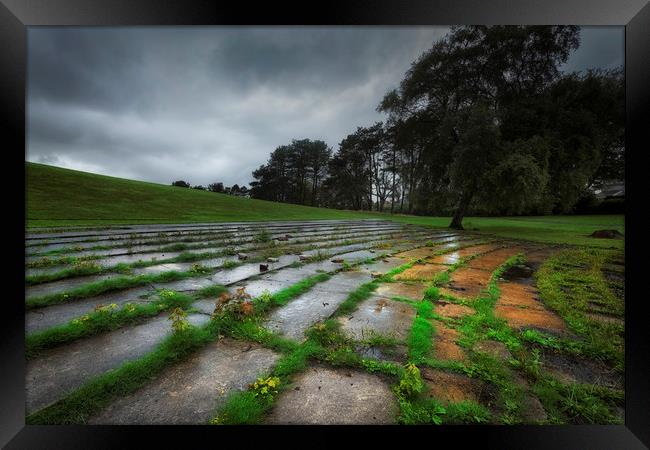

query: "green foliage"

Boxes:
[253, 229, 272, 243]
[190, 263, 211, 274]
[250, 376, 281, 401]
[394, 363, 424, 399]
[168, 307, 190, 334]
[407, 301, 435, 363]
[209, 391, 266, 425]
[397, 398, 446, 425]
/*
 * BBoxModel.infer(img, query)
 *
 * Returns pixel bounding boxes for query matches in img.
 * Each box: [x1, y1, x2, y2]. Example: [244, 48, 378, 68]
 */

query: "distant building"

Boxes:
[592, 180, 625, 200]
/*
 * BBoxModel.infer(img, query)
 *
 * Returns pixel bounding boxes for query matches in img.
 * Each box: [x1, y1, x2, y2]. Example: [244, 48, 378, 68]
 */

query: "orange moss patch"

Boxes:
[494, 281, 568, 333]
[497, 282, 539, 308]
[420, 368, 481, 404]
[375, 282, 427, 301]
[494, 305, 567, 333]
[439, 267, 492, 300]
[466, 247, 522, 271]
[394, 263, 448, 281]
[434, 302, 474, 319]
[432, 321, 466, 362]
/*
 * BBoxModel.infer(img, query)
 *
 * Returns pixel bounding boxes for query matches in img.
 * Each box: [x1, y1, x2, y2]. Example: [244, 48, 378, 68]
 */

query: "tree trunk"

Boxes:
[449, 190, 473, 230]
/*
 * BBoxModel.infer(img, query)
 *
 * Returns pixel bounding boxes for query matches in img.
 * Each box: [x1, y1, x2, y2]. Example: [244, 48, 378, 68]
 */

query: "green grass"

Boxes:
[27, 162, 623, 249]
[382, 215, 624, 249]
[26, 162, 371, 228]
[534, 248, 624, 370]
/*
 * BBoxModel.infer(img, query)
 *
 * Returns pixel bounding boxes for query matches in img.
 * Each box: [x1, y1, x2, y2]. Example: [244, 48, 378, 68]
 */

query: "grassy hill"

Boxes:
[26, 162, 371, 227]
[26, 162, 624, 248]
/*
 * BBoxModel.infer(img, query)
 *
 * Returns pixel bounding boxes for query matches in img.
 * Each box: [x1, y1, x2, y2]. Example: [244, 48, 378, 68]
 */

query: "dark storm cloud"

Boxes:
[561, 26, 624, 73]
[27, 26, 623, 187]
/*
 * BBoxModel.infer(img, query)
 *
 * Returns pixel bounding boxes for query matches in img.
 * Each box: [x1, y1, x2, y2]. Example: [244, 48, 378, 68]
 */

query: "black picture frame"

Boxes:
[2, 0, 648, 447]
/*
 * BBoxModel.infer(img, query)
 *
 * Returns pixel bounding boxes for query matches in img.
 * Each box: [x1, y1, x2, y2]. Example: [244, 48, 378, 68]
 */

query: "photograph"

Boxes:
[22, 24, 627, 427]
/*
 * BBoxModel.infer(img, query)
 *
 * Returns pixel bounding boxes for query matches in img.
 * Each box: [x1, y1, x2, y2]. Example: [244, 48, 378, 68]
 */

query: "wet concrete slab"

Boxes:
[89, 338, 279, 424]
[428, 243, 500, 265]
[26, 312, 210, 414]
[375, 282, 427, 301]
[26, 286, 156, 333]
[357, 257, 404, 274]
[265, 365, 398, 424]
[26, 274, 116, 299]
[494, 281, 568, 334]
[27, 221, 396, 246]
[431, 321, 467, 362]
[394, 262, 448, 281]
[337, 296, 416, 342]
[26, 228, 437, 334]
[264, 271, 373, 341]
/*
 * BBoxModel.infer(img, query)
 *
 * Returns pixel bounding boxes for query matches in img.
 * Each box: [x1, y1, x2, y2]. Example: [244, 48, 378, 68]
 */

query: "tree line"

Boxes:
[249, 26, 623, 228]
[171, 180, 249, 196]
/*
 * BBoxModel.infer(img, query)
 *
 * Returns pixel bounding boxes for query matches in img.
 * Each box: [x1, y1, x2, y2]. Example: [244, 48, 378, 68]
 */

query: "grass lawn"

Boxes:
[26, 162, 624, 249]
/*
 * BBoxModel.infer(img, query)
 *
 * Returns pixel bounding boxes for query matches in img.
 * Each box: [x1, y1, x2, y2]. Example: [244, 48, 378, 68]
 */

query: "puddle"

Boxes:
[264, 271, 372, 341]
[337, 296, 416, 342]
[265, 365, 397, 424]
[354, 344, 408, 364]
[428, 244, 499, 265]
[89, 338, 279, 424]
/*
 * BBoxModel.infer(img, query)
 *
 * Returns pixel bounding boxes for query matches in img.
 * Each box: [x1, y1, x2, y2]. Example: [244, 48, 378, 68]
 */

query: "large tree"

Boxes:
[379, 25, 581, 228]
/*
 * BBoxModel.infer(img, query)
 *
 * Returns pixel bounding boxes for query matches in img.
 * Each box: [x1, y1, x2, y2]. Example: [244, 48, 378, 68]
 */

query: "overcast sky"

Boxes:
[26, 26, 624, 187]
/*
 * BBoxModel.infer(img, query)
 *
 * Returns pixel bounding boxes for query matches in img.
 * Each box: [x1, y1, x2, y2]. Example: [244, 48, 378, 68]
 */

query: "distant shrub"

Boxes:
[171, 180, 190, 188]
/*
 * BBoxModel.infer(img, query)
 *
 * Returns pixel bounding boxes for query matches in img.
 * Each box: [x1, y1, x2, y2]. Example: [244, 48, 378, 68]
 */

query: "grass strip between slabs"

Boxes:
[395, 252, 523, 424]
